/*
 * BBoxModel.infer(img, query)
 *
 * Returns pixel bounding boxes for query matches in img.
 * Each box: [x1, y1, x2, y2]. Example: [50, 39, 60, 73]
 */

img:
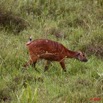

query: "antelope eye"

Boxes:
[82, 54, 85, 56]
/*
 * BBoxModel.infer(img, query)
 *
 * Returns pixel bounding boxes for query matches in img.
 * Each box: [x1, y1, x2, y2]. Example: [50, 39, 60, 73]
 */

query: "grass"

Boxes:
[0, 0, 103, 103]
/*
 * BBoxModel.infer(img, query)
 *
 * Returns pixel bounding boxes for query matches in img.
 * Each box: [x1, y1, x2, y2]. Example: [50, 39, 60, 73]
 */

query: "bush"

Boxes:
[0, 9, 28, 33]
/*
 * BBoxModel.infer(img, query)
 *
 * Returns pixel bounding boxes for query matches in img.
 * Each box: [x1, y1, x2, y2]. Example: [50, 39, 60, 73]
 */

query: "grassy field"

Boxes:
[0, 0, 103, 103]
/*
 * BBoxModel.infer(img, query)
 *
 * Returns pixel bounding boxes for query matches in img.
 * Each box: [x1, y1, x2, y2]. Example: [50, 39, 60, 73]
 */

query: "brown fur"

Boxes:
[24, 39, 88, 72]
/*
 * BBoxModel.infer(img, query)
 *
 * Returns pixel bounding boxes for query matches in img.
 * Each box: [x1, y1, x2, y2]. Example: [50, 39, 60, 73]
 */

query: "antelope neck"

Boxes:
[66, 50, 77, 58]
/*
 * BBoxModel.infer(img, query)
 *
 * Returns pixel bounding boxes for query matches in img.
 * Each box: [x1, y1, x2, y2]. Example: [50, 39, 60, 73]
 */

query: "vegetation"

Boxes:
[0, 0, 103, 102]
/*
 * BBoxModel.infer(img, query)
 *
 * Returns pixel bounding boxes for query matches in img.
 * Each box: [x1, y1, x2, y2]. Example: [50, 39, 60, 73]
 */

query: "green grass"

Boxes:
[0, 0, 103, 103]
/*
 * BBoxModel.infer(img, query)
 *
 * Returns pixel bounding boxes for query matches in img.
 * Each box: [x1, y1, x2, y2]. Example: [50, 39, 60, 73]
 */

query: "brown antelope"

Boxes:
[24, 38, 88, 72]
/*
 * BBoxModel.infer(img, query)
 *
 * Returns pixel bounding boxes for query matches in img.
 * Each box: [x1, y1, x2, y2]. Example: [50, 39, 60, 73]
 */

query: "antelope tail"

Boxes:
[29, 36, 32, 41]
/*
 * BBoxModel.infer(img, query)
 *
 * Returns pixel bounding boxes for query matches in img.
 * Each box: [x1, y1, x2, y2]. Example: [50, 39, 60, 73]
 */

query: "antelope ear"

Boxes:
[76, 52, 80, 57]
[76, 51, 81, 57]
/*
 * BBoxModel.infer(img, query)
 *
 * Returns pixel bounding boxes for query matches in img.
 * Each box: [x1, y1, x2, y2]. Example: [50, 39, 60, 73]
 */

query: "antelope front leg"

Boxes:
[59, 60, 66, 72]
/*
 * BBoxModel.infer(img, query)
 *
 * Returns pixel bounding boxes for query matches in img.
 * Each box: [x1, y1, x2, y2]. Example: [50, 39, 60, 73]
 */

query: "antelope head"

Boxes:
[76, 51, 88, 62]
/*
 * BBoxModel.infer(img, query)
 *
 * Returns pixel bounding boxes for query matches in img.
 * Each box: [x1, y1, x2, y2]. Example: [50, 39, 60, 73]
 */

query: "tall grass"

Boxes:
[0, 0, 103, 103]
